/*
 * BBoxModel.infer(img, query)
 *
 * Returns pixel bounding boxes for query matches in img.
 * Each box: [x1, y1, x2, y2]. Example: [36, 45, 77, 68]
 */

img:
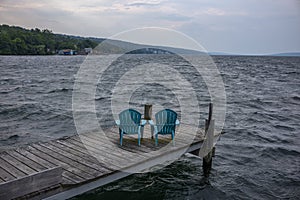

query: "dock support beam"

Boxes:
[203, 103, 214, 177]
[190, 103, 215, 177]
[202, 149, 213, 176]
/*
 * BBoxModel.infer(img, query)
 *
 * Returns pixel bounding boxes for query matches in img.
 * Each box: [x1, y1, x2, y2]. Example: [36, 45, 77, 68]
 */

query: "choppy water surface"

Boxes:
[0, 55, 299, 199]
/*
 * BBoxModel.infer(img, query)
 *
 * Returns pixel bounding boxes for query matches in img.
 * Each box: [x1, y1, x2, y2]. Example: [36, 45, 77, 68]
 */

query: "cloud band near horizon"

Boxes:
[0, 0, 299, 54]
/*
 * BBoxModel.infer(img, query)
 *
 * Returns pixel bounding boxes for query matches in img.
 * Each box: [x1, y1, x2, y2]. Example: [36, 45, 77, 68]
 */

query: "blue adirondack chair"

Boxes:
[115, 109, 147, 146]
[149, 109, 180, 146]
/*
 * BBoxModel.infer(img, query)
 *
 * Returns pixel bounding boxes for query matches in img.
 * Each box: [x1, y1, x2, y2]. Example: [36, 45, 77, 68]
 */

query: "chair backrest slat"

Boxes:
[155, 109, 177, 134]
[119, 109, 141, 134]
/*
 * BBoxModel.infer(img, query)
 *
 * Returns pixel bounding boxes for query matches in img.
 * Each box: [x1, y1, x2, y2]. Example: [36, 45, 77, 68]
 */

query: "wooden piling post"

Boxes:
[205, 103, 213, 132]
[202, 103, 214, 177]
[144, 104, 152, 120]
[144, 104, 153, 139]
[189, 102, 215, 176]
[203, 148, 213, 176]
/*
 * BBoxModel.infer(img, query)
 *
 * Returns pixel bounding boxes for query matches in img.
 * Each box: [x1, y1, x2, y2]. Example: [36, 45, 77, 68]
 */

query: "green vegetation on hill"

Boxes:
[0, 24, 99, 55]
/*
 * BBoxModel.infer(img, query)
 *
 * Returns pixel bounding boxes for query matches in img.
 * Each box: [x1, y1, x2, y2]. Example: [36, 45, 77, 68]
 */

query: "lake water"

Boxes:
[0, 55, 299, 199]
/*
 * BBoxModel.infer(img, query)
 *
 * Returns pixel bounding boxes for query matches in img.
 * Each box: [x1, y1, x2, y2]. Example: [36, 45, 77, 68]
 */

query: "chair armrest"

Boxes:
[141, 119, 147, 126]
[149, 120, 155, 126]
[176, 119, 180, 125]
[115, 120, 120, 126]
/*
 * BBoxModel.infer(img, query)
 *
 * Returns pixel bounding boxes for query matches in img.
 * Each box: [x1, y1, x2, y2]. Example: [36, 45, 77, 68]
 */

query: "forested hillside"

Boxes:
[0, 24, 100, 55]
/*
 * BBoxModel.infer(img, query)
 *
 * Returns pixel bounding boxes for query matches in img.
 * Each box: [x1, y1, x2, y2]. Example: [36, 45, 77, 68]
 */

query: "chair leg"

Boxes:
[151, 126, 154, 139]
[172, 132, 175, 146]
[120, 133, 123, 146]
[138, 132, 141, 146]
[119, 129, 122, 146]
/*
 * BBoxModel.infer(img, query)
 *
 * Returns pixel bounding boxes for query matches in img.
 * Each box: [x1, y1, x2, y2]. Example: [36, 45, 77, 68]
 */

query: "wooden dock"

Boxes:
[0, 115, 218, 199]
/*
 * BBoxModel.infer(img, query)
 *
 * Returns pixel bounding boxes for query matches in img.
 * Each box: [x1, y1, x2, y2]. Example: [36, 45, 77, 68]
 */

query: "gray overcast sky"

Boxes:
[0, 0, 300, 54]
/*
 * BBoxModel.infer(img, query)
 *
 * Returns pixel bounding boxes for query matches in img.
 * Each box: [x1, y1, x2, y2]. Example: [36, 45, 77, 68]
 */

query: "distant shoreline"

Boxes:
[1, 25, 300, 57]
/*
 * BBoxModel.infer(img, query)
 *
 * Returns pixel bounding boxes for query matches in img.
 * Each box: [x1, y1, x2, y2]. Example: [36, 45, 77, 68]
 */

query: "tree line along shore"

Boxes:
[0, 24, 100, 55]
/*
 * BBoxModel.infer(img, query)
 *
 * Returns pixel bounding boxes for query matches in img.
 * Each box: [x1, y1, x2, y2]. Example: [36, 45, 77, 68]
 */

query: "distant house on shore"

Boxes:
[84, 48, 93, 54]
[58, 49, 77, 55]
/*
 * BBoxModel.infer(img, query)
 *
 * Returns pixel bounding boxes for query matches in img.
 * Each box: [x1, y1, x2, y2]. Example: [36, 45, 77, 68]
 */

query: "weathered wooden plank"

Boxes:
[116, 141, 154, 154]
[97, 129, 158, 154]
[26, 145, 86, 184]
[78, 134, 147, 161]
[13, 148, 75, 185]
[74, 135, 149, 170]
[55, 138, 121, 171]
[39, 142, 105, 174]
[177, 132, 200, 142]
[71, 135, 132, 162]
[0, 167, 62, 200]
[174, 135, 197, 146]
[6, 150, 47, 172]
[105, 128, 184, 156]
[0, 157, 26, 178]
[141, 139, 184, 151]
[55, 138, 89, 152]
[31, 143, 98, 180]
[107, 126, 197, 157]
[87, 131, 152, 153]
[174, 129, 202, 144]
[40, 141, 112, 175]
[16, 148, 57, 169]
[56, 138, 101, 157]
[69, 138, 129, 169]
[49, 140, 113, 173]
[179, 125, 204, 139]
[0, 166, 15, 182]
[77, 135, 150, 167]
[0, 152, 37, 175]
